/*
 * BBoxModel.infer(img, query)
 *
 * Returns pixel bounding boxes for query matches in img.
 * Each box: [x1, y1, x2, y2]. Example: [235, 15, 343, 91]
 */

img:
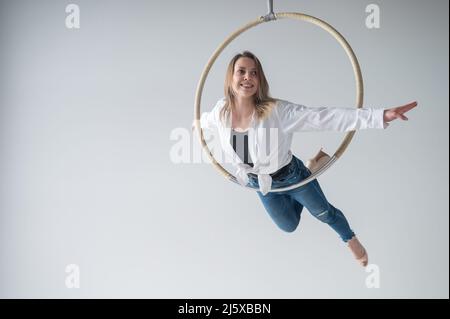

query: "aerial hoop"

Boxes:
[194, 7, 364, 193]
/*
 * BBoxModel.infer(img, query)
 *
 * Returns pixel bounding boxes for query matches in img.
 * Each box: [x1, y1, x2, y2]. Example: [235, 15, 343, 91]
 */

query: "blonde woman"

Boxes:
[198, 51, 417, 266]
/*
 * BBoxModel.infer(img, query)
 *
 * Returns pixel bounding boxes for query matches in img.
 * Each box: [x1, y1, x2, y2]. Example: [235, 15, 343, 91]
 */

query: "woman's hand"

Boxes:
[383, 101, 418, 123]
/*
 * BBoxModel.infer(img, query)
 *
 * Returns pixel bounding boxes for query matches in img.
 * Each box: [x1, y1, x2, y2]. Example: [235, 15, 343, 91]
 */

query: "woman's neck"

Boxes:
[233, 96, 255, 118]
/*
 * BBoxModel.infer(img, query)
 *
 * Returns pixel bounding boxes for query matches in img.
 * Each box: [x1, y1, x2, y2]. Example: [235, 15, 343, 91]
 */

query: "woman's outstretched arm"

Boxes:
[383, 101, 418, 123]
[278, 100, 418, 133]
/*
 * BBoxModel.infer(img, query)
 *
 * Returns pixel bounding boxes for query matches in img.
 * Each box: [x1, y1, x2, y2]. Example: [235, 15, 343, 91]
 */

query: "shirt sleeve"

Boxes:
[277, 100, 389, 134]
[199, 99, 225, 131]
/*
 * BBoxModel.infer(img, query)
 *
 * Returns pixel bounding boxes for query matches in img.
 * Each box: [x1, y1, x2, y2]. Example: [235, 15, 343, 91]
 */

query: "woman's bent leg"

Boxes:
[256, 192, 304, 233]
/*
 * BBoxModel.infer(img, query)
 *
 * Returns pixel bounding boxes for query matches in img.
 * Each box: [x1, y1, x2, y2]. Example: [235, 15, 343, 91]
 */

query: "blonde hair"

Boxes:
[221, 51, 276, 123]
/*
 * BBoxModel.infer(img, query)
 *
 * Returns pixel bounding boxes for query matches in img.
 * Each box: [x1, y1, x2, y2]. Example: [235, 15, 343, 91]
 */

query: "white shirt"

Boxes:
[200, 98, 387, 195]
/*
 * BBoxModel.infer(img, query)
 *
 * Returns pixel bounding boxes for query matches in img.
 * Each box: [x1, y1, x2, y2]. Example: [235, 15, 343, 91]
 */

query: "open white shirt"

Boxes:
[200, 98, 387, 195]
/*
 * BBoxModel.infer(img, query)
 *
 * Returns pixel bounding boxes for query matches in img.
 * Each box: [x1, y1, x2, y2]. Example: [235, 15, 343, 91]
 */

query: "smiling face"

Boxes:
[222, 51, 274, 122]
[231, 57, 259, 99]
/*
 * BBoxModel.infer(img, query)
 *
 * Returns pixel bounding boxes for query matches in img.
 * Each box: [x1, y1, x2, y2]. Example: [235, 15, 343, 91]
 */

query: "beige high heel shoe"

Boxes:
[347, 236, 369, 267]
[305, 148, 331, 173]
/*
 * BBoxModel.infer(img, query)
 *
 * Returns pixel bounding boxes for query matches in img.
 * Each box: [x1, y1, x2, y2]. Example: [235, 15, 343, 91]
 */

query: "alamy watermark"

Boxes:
[65, 4, 80, 29]
[65, 264, 80, 288]
[365, 263, 380, 288]
[170, 127, 280, 168]
[366, 4, 380, 29]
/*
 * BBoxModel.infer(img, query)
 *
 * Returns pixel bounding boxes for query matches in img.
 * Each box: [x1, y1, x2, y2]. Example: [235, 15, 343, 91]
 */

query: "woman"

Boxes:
[198, 51, 417, 267]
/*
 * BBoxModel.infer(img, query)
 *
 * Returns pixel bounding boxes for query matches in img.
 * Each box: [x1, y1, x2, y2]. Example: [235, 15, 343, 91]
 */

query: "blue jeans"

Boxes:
[248, 156, 355, 242]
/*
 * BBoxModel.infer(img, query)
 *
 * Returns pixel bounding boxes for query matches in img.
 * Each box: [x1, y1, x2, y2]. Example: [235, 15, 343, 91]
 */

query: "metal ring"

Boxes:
[194, 12, 363, 192]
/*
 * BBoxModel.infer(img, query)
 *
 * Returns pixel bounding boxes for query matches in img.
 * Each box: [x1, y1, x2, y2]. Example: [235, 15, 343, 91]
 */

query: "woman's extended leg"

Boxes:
[289, 178, 368, 266]
[288, 179, 355, 242]
[256, 192, 304, 233]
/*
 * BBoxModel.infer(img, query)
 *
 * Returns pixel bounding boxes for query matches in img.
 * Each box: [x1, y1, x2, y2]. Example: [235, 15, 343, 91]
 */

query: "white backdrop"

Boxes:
[0, 0, 448, 298]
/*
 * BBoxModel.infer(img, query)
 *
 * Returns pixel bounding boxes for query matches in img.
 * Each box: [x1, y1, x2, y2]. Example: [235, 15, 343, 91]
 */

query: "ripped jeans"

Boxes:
[248, 155, 355, 242]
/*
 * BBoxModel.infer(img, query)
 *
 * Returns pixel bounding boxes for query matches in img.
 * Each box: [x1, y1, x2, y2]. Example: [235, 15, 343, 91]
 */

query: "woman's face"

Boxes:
[231, 57, 259, 99]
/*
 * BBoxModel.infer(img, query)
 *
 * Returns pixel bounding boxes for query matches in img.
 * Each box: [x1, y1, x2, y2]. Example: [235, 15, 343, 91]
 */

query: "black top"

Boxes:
[230, 129, 254, 167]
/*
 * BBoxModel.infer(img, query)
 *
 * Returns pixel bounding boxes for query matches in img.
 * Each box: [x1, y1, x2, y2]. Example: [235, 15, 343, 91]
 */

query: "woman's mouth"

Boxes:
[240, 83, 254, 89]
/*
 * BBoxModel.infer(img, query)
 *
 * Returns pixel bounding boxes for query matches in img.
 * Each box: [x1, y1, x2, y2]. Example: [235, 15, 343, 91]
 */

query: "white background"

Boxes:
[0, 0, 448, 298]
